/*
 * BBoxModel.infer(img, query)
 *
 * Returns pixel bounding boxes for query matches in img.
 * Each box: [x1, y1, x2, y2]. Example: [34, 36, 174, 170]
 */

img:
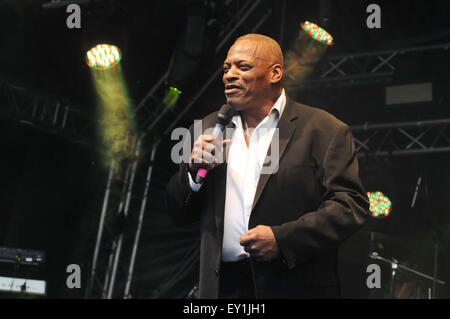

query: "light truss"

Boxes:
[351, 118, 450, 158]
[84, 136, 151, 299]
[287, 43, 450, 89]
[0, 77, 96, 147]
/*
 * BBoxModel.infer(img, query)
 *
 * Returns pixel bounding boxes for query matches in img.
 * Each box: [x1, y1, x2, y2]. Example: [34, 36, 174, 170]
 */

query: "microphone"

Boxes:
[195, 104, 235, 184]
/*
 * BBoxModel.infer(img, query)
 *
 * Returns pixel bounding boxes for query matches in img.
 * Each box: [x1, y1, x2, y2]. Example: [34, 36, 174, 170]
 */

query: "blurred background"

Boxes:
[0, 0, 449, 299]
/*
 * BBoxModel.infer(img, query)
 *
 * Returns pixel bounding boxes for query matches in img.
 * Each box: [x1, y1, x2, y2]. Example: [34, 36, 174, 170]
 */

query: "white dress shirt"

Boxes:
[189, 90, 286, 262]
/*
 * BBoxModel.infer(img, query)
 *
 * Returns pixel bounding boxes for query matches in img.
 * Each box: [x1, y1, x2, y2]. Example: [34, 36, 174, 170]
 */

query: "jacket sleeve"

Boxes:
[271, 124, 370, 269]
[165, 124, 204, 226]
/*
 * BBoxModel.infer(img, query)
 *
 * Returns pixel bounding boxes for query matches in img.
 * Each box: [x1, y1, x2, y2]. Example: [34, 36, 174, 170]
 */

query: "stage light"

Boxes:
[86, 44, 122, 70]
[301, 21, 334, 46]
[90, 62, 137, 175]
[284, 20, 334, 95]
[163, 3, 206, 110]
[162, 86, 182, 108]
[367, 191, 392, 218]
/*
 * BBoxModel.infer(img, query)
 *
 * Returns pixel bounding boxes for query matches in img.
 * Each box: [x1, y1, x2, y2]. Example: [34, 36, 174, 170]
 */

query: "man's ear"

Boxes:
[270, 64, 283, 84]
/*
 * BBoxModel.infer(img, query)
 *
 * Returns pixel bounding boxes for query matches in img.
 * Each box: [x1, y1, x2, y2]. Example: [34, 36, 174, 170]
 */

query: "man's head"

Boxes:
[222, 34, 283, 112]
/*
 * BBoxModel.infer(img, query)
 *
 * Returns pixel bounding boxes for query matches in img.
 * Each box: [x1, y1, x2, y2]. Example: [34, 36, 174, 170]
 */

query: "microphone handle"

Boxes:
[195, 123, 225, 184]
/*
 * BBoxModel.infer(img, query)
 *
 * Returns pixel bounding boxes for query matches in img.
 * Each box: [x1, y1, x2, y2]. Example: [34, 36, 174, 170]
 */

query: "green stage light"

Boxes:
[162, 86, 182, 108]
[86, 44, 121, 70]
[367, 191, 392, 218]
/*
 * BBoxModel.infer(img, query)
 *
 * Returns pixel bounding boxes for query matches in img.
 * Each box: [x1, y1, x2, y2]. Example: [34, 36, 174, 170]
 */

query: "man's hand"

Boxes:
[240, 225, 280, 262]
[189, 134, 230, 176]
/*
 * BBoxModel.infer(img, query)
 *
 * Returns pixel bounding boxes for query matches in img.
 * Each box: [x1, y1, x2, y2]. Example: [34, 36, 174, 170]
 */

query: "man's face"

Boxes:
[222, 40, 272, 110]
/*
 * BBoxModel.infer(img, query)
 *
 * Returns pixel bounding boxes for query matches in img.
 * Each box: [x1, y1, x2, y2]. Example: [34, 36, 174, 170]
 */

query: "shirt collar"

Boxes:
[270, 88, 286, 119]
[231, 89, 286, 127]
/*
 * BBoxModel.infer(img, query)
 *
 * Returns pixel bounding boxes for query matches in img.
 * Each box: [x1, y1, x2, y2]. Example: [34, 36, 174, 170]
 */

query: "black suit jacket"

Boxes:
[166, 97, 370, 298]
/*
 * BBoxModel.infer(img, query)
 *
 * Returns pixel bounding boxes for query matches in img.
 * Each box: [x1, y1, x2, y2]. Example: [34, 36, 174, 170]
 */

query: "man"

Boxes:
[166, 33, 370, 298]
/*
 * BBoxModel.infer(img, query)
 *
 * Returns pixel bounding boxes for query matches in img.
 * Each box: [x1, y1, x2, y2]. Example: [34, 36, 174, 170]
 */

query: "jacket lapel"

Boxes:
[251, 98, 299, 212]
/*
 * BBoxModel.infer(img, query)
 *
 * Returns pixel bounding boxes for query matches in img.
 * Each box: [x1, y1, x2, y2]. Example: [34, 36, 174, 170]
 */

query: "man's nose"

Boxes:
[224, 67, 238, 82]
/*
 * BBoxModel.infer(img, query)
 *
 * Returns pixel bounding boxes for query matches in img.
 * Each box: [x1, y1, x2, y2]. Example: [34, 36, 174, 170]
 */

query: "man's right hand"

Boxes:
[189, 134, 230, 177]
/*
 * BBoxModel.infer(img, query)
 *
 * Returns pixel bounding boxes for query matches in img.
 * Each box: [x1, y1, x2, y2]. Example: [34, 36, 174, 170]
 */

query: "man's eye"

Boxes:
[239, 65, 250, 70]
[223, 67, 229, 73]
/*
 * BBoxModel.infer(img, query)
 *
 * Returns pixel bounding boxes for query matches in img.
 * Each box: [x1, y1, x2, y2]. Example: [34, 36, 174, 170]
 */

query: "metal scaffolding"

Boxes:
[286, 43, 450, 89]
[351, 118, 450, 158]
[84, 136, 147, 299]
[0, 77, 96, 147]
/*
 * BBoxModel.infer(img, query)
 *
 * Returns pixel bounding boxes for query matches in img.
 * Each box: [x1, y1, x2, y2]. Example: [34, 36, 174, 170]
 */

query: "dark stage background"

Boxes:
[0, 0, 449, 298]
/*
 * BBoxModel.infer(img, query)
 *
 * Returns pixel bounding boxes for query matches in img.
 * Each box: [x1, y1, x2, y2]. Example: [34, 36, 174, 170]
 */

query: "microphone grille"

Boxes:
[217, 104, 235, 125]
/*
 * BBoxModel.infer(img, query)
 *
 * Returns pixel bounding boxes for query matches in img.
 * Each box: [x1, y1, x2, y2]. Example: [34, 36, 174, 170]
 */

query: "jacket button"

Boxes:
[215, 268, 220, 276]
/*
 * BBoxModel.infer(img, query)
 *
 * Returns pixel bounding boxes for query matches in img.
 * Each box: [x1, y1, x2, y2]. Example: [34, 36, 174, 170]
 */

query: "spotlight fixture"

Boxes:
[86, 44, 122, 70]
[284, 20, 334, 93]
[367, 191, 392, 218]
[301, 21, 334, 46]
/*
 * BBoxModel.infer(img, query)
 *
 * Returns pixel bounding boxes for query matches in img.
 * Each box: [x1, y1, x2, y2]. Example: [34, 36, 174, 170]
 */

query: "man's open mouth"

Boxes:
[225, 84, 242, 95]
